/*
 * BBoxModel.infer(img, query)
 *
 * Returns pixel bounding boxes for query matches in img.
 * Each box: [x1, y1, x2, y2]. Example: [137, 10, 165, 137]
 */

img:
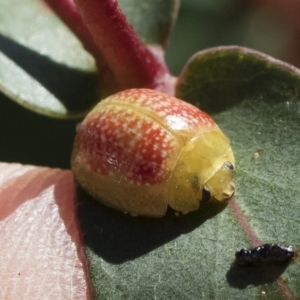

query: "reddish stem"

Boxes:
[44, 0, 101, 60]
[74, 0, 170, 91]
[44, 0, 117, 96]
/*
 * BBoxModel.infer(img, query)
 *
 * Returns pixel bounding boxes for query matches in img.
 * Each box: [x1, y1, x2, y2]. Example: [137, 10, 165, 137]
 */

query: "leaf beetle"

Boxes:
[71, 89, 235, 217]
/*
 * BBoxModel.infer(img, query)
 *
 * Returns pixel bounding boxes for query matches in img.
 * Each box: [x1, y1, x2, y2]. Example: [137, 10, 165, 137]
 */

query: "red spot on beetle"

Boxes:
[74, 89, 217, 186]
[76, 105, 176, 185]
[104, 89, 215, 131]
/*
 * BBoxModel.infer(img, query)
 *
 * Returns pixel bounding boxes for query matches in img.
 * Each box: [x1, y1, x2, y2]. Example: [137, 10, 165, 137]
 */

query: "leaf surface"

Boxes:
[78, 47, 300, 299]
[118, 0, 179, 48]
[0, 0, 98, 118]
[0, 163, 89, 299]
[0, 0, 178, 118]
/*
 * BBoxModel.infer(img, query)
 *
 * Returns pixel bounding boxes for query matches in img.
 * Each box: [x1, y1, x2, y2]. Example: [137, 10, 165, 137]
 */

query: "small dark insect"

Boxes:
[235, 244, 295, 265]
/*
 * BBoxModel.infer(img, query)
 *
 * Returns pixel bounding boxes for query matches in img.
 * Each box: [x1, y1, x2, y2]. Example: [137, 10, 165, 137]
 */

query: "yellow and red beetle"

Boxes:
[71, 89, 235, 217]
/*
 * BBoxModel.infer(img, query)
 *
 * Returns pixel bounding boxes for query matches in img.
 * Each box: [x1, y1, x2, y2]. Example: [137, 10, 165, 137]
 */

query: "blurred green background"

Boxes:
[0, 0, 297, 169]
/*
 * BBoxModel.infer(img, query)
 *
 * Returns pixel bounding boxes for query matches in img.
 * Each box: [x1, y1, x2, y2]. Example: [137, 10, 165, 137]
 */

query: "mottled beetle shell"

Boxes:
[71, 89, 235, 217]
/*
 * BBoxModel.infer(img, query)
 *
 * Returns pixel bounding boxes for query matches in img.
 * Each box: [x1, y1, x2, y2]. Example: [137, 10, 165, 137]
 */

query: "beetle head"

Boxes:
[169, 130, 235, 213]
[202, 161, 235, 202]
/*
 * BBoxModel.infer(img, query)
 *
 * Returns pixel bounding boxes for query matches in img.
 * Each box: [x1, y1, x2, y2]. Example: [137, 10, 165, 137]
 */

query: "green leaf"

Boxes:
[78, 47, 300, 299]
[0, 0, 178, 118]
[176, 46, 300, 113]
[0, 0, 98, 118]
[118, 0, 179, 48]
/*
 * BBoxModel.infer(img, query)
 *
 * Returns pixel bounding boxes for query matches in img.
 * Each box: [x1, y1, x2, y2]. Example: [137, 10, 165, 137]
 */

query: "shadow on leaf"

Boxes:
[0, 33, 99, 114]
[226, 263, 290, 289]
[76, 186, 227, 264]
